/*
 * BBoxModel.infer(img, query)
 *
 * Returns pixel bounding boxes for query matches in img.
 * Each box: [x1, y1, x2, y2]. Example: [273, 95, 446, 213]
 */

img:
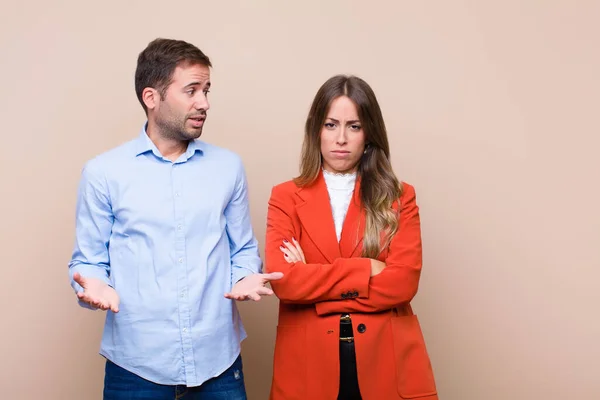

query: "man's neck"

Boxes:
[146, 123, 189, 162]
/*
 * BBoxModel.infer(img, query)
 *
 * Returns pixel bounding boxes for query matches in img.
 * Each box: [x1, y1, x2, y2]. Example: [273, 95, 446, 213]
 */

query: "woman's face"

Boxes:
[320, 96, 366, 174]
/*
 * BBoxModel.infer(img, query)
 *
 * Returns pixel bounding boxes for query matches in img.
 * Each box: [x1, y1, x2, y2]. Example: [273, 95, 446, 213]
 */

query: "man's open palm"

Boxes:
[224, 272, 284, 301]
[73, 272, 120, 312]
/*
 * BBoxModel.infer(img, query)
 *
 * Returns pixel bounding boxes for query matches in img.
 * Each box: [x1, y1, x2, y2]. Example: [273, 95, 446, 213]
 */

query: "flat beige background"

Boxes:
[1, 1, 598, 399]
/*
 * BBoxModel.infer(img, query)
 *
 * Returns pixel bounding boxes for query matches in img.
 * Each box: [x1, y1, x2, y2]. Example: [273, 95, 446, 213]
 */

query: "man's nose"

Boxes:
[194, 94, 210, 111]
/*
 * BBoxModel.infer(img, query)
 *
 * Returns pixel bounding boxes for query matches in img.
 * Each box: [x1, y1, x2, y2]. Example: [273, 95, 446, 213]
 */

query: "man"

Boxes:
[68, 38, 282, 399]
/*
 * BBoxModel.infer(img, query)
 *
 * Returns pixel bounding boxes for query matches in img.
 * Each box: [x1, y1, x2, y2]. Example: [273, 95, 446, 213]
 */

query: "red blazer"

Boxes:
[265, 171, 438, 400]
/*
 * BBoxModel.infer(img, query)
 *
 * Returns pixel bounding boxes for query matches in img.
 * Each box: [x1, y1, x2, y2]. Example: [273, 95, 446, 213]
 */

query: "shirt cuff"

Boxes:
[69, 264, 111, 293]
[232, 267, 255, 287]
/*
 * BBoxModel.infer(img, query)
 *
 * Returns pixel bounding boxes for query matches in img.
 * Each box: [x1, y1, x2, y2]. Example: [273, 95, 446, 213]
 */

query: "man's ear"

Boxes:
[142, 87, 159, 111]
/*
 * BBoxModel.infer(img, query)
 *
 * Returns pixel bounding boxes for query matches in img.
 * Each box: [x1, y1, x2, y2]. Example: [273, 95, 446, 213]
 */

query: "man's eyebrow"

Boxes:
[183, 81, 211, 89]
[183, 81, 200, 88]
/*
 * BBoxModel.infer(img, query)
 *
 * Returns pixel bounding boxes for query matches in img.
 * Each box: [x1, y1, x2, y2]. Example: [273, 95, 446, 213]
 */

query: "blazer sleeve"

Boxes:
[314, 183, 423, 315]
[265, 184, 372, 304]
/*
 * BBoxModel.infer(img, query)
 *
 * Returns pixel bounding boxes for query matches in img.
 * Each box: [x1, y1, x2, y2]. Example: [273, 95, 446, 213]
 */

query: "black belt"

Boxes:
[340, 313, 354, 342]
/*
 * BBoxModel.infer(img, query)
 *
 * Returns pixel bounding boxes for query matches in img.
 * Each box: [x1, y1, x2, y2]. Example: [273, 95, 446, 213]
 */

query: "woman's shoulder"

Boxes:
[397, 181, 418, 210]
[269, 178, 301, 199]
[399, 181, 416, 198]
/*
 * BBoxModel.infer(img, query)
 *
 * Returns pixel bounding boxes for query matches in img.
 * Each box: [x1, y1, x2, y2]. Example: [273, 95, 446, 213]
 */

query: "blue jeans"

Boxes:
[103, 355, 247, 400]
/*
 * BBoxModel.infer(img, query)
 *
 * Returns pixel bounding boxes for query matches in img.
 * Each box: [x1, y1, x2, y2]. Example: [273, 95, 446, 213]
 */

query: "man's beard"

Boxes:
[156, 113, 204, 141]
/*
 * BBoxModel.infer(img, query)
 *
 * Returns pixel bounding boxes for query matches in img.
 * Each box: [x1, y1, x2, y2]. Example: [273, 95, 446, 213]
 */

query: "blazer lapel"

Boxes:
[339, 178, 365, 258]
[295, 172, 341, 263]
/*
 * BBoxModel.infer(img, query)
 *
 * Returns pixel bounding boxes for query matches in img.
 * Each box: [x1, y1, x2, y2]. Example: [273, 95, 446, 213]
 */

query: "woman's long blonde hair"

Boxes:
[294, 75, 403, 258]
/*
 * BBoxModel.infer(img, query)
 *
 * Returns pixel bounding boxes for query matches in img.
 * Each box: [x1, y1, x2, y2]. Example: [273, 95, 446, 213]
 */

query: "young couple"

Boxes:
[69, 38, 437, 400]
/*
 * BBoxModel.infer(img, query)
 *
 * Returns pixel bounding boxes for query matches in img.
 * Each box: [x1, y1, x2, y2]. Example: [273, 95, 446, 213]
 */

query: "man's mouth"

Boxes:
[189, 116, 205, 128]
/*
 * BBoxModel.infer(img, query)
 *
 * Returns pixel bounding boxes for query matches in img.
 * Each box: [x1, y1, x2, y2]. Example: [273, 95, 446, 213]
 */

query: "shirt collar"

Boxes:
[134, 123, 205, 161]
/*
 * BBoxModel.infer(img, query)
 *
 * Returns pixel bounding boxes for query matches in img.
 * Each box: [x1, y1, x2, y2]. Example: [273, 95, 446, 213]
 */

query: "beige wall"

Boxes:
[1, 1, 599, 399]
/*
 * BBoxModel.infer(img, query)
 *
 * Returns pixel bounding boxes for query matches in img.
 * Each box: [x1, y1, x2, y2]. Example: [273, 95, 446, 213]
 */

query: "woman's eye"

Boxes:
[351, 124, 362, 130]
[324, 122, 335, 128]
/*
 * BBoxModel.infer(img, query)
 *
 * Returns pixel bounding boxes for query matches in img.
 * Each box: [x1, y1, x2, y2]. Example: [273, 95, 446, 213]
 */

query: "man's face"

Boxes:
[153, 63, 211, 141]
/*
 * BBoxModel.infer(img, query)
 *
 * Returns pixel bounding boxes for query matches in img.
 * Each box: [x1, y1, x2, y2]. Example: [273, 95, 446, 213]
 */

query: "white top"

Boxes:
[323, 169, 357, 242]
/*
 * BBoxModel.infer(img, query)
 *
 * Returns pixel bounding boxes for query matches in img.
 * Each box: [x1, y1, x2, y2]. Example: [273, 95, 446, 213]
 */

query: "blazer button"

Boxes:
[357, 323, 366, 333]
[341, 293, 348, 299]
[352, 291, 359, 298]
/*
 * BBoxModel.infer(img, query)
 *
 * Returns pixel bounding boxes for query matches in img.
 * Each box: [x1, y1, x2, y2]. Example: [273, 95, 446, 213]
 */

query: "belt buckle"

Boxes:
[340, 313, 353, 342]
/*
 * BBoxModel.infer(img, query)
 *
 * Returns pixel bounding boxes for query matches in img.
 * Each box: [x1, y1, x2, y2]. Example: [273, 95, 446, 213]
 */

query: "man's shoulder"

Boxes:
[198, 141, 245, 174]
[200, 141, 241, 161]
[82, 138, 138, 175]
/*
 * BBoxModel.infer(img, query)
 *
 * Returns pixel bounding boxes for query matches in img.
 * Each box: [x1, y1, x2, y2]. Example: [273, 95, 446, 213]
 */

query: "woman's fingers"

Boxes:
[282, 240, 302, 260]
[280, 244, 300, 263]
[291, 237, 306, 263]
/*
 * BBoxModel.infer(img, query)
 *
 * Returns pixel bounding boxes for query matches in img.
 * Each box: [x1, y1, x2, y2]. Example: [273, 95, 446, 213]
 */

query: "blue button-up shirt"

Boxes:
[68, 126, 262, 386]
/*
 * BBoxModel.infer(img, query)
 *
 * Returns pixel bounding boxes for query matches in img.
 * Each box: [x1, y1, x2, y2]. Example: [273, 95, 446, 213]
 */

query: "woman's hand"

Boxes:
[280, 237, 306, 263]
[279, 238, 385, 277]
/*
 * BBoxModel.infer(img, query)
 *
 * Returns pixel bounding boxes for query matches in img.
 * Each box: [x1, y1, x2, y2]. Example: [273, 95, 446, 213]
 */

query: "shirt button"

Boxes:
[175, 192, 180, 197]
[177, 224, 183, 231]
[178, 258, 184, 264]
[182, 328, 187, 332]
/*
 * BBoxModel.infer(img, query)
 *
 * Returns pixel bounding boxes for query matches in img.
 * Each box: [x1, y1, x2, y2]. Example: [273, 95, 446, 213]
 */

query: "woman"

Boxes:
[265, 75, 438, 400]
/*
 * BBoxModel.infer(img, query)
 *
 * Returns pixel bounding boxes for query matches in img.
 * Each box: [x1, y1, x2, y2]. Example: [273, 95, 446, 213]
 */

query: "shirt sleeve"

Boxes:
[68, 160, 113, 308]
[225, 159, 263, 288]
